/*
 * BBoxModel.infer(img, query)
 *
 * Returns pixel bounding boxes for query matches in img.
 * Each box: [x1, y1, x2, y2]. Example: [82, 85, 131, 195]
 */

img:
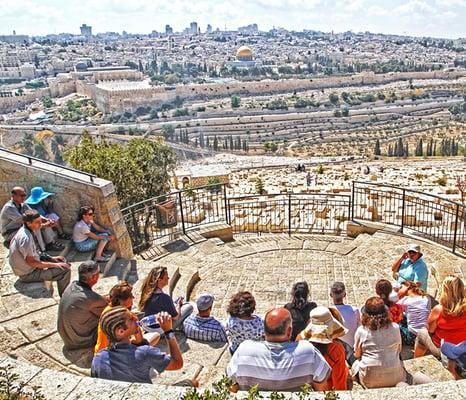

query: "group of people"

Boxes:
[1, 186, 116, 295]
[2, 186, 465, 392]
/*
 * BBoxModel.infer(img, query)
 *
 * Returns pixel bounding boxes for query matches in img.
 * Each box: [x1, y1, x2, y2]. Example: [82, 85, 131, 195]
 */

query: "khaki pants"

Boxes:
[415, 328, 441, 358]
[20, 267, 71, 296]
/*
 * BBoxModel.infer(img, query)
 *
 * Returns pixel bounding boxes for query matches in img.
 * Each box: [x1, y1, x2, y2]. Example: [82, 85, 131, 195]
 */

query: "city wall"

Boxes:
[0, 151, 133, 259]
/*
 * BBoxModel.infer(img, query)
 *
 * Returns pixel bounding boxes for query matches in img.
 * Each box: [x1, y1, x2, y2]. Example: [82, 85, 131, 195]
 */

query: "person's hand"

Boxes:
[157, 312, 173, 332]
[53, 256, 66, 262]
[54, 262, 70, 270]
[42, 220, 53, 228]
[108, 235, 116, 241]
[402, 252, 408, 259]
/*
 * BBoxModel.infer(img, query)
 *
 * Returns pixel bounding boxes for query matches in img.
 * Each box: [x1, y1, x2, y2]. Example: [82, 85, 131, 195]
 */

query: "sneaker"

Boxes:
[94, 256, 111, 263]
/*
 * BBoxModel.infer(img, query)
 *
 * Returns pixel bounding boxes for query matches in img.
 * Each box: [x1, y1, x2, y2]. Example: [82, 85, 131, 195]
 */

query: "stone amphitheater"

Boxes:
[1, 226, 465, 399]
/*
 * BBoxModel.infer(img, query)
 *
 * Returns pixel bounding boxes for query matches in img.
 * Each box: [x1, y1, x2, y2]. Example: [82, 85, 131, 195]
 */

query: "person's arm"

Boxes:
[158, 312, 183, 370]
[89, 295, 109, 317]
[354, 328, 362, 359]
[392, 253, 407, 273]
[85, 230, 108, 241]
[25, 255, 69, 270]
[427, 305, 442, 333]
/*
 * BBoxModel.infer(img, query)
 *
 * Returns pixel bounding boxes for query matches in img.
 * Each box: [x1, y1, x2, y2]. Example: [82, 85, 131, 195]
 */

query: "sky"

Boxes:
[0, 0, 465, 39]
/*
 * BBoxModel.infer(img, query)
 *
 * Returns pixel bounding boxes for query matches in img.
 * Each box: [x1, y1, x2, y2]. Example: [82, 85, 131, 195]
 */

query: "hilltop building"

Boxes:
[227, 46, 261, 68]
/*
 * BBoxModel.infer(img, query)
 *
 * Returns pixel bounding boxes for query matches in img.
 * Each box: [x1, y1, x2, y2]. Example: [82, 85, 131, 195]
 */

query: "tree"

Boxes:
[415, 138, 423, 156]
[373, 139, 381, 156]
[161, 125, 175, 141]
[263, 142, 278, 153]
[42, 96, 53, 108]
[213, 135, 219, 151]
[64, 132, 176, 208]
[329, 93, 339, 105]
[255, 178, 266, 195]
[231, 95, 241, 108]
[341, 107, 349, 117]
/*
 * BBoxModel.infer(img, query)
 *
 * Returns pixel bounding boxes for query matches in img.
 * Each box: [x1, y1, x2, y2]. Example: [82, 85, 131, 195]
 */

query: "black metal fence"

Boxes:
[352, 181, 465, 255]
[121, 181, 465, 257]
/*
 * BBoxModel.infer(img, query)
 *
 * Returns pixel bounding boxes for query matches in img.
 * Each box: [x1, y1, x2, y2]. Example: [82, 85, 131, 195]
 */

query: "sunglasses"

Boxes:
[85, 212, 94, 216]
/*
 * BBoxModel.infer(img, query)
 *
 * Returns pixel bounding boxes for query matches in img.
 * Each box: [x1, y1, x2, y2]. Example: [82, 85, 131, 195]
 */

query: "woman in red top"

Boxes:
[376, 279, 404, 323]
[415, 275, 466, 358]
[297, 306, 349, 390]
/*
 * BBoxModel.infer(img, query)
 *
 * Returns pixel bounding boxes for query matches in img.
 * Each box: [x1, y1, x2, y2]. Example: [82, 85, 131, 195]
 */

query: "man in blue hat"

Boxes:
[26, 186, 70, 240]
[0, 186, 63, 251]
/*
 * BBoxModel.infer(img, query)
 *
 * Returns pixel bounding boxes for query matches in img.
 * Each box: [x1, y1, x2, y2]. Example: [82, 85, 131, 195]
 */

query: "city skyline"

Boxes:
[0, 0, 465, 39]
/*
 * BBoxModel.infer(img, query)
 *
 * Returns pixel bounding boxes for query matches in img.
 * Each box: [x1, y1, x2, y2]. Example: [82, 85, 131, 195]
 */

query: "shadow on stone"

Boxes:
[63, 347, 93, 369]
[13, 280, 54, 299]
[163, 240, 190, 253]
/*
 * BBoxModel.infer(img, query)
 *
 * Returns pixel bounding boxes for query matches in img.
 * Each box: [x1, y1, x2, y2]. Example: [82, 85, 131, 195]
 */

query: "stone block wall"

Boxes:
[0, 151, 133, 259]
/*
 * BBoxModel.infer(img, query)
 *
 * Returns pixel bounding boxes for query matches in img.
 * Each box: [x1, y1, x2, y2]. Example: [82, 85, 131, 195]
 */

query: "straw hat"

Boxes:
[300, 306, 348, 344]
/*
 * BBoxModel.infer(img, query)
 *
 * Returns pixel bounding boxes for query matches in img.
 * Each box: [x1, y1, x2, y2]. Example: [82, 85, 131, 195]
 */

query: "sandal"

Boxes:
[46, 242, 65, 251]
[95, 256, 111, 263]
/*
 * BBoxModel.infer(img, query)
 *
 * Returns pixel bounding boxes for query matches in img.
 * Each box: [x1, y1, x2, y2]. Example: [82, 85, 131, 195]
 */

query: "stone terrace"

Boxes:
[0, 231, 465, 399]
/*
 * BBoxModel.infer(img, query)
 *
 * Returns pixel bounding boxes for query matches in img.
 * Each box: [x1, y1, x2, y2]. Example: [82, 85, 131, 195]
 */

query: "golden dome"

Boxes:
[236, 45, 253, 58]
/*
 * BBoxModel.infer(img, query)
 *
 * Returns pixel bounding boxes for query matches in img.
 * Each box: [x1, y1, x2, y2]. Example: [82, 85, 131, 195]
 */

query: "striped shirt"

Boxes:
[183, 315, 228, 342]
[227, 339, 331, 391]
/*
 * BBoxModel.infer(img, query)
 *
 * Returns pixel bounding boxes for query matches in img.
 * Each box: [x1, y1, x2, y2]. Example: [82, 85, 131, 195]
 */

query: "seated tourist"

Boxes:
[91, 307, 183, 383]
[376, 279, 404, 324]
[414, 275, 466, 358]
[94, 281, 160, 353]
[225, 291, 264, 353]
[352, 297, 406, 388]
[441, 340, 466, 380]
[397, 280, 431, 346]
[391, 244, 428, 291]
[330, 282, 361, 365]
[227, 307, 330, 392]
[72, 206, 115, 262]
[25, 186, 70, 240]
[183, 292, 228, 342]
[8, 210, 71, 296]
[284, 281, 317, 340]
[1, 186, 62, 250]
[297, 306, 349, 390]
[138, 266, 193, 330]
[57, 261, 108, 350]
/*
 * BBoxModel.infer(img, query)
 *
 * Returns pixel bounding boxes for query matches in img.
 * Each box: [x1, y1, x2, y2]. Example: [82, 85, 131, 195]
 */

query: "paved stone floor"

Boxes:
[1, 231, 465, 392]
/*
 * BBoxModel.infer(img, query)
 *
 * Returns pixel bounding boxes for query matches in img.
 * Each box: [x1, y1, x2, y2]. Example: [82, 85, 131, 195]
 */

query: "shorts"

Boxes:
[75, 233, 109, 252]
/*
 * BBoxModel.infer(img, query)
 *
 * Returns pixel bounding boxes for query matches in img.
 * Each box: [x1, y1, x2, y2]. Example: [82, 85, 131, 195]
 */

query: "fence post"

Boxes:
[223, 184, 229, 224]
[400, 189, 406, 234]
[452, 204, 459, 254]
[351, 182, 355, 221]
[178, 191, 186, 235]
[288, 193, 292, 236]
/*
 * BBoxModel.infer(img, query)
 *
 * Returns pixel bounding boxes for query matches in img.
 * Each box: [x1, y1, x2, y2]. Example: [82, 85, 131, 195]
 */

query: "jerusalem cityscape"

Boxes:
[0, 1, 465, 399]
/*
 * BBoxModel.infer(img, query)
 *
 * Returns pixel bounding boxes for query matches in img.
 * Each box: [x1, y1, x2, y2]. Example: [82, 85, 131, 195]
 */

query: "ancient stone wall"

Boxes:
[0, 87, 49, 113]
[0, 151, 133, 259]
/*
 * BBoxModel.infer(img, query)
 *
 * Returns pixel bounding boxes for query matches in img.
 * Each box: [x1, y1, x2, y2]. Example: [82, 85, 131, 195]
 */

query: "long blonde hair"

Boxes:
[138, 266, 167, 311]
[439, 275, 466, 316]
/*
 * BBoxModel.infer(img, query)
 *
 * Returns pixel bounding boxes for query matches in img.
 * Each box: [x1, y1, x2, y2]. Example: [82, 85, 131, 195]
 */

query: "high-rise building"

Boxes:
[206, 24, 212, 34]
[190, 22, 198, 35]
[165, 24, 173, 35]
[80, 24, 92, 37]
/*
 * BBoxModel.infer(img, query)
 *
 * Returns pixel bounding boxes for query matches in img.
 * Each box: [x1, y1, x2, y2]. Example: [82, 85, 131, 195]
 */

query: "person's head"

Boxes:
[109, 281, 134, 309]
[361, 297, 391, 330]
[77, 205, 95, 223]
[264, 307, 292, 342]
[300, 306, 348, 344]
[227, 291, 256, 319]
[291, 281, 309, 309]
[78, 261, 100, 287]
[439, 276, 466, 317]
[138, 266, 168, 310]
[375, 279, 393, 306]
[22, 209, 42, 231]
[398, 280, 426, 298]
[12, 186, 27, 204]
[100, 306, 138, 345]
[196, 292, 215, 317]
[330, 281, 346, 304]
[406, 244, 422, 262]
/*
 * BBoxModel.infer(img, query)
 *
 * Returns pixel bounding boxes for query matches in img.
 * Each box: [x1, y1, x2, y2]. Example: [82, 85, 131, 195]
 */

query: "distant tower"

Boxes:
[165, 24, 173, 35]
[190, 22, 198, 35]
[206, 24, 212, 34]
[80, 24, 92, 37]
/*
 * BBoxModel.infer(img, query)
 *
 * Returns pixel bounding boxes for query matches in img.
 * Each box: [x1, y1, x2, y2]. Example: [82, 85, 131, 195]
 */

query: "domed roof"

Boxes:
[236, 45, 253, 58]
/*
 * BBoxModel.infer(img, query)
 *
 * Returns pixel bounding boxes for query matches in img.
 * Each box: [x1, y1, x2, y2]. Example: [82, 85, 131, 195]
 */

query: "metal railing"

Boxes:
[121, 181, 465, 257]
[352, 181, 465, 255]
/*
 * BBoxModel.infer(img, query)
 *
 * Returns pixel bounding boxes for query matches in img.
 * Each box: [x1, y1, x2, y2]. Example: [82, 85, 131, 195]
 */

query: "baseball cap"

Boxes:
[407, 244, 421, 253]
[196, 293, 215, 311]
[441, 341, 466, 360]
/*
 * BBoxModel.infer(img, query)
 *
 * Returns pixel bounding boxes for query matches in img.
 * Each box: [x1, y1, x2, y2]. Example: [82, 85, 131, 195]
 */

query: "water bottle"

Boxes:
[138, 315, 163, 333]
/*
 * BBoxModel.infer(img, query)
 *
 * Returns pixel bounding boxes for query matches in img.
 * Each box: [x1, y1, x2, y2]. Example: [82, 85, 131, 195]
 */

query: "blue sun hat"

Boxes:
[25, 187, 55, 205]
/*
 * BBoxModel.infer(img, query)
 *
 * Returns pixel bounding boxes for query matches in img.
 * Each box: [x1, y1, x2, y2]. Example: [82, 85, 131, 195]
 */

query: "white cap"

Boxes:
[407, 244, 421, 253]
